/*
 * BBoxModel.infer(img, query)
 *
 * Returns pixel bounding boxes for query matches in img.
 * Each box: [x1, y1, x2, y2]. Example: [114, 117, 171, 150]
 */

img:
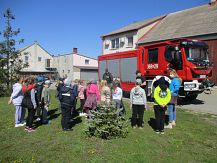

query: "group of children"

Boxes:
[9, 69, 181, 134]
[55, 78, 124, 131]
[9, 76, 51, 132]
[130, 69, 181, 134]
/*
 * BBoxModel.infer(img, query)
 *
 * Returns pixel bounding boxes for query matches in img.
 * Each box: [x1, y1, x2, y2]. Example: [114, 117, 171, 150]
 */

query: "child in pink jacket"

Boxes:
[83, 80, 100, 117]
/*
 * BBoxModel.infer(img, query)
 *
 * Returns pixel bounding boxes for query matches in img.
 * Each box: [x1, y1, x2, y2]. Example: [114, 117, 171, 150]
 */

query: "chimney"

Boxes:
[73, 48, 78, 54]
[210, 0, 217, 5]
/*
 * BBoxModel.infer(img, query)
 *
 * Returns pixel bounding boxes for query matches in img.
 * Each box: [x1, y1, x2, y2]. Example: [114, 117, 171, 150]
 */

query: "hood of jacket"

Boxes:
[61, 86, 71, 93]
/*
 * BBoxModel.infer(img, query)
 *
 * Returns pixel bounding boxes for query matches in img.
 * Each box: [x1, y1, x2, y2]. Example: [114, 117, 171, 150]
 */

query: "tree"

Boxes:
[0, 8, 28, 96]
[84, 102, 129, 139]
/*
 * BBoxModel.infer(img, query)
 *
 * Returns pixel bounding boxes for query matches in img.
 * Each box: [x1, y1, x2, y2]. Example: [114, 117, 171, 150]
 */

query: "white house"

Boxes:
[101, 16, 165, 55]
[19, 42, 98, 80]
[53, 48, 98, 80]
[19, 42, 57, 77]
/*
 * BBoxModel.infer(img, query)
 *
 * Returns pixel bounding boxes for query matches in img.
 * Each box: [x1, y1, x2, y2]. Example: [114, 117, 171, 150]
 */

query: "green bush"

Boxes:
[85, 103, 129, 139]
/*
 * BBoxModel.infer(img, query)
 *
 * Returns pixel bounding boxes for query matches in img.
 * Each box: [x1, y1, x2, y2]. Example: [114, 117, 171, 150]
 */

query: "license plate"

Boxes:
[200, 75, 206, 78]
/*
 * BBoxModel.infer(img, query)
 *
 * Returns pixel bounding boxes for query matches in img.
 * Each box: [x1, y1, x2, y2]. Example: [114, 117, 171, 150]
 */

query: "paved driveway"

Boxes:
[179, 87, 217, 115]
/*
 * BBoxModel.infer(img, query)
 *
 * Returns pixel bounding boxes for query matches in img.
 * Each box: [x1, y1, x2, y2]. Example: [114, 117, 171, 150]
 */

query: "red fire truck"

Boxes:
[98, 38, 213, 101]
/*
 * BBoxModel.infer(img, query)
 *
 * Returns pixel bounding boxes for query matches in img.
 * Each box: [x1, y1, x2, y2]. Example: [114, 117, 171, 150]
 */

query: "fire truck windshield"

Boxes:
[185, 47, 208, 62]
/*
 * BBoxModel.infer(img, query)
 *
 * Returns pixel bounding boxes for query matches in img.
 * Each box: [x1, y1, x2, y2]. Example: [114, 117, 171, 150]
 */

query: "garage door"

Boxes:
[80, 69, 98, 81]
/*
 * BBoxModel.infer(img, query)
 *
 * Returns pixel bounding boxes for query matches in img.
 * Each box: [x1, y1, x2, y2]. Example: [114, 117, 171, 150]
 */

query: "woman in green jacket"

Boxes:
[153, 77, 171, 134]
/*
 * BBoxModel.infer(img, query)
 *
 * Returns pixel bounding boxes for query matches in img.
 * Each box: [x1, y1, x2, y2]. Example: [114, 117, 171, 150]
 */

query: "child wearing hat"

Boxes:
[130, 78, 147, 129]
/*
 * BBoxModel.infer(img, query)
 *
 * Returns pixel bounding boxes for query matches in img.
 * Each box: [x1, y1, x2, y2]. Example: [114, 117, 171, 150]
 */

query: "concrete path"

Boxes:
[178, 87, 217, 115]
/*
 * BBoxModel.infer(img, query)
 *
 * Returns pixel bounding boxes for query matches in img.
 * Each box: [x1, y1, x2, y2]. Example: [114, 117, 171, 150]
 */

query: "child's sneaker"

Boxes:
[24, 127, 29, 131]
[19, 123, 25, 127]
[35, 117, 41, 122]
[164, 123, 173, 129]
[27, 128, 36, 132]
[132, 126, 137, 129]
[79, 112, 87, 117]
[155, 130, 160, 134]
[160, 131, 165, 135]
[15, 124, 21, 127]
[172, 121, 176, 126]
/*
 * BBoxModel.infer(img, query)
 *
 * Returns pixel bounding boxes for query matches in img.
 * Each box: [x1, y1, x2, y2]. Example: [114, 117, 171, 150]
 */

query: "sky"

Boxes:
[0, 0, 209, 58]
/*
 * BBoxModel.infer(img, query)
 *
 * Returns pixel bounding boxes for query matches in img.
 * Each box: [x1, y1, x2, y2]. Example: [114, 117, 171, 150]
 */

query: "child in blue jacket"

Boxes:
[165, 69, 181, 129]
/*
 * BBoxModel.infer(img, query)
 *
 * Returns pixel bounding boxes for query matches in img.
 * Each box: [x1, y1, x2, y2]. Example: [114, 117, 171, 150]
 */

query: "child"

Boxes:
[130, 79, 147, 129]
[100, 80, 111, 104]
[41, 80, 51, 124]
[72, 79, 79, 111]
[78, 80, 85, 113]
[153, 77, 171, 134]
[165, 69, 181, 129]
[59, 78, 76, 131]
[56, 77, 64, 112]
[8, 77, 25, 127]
[83, 79, 100, 118]
[35, 78, 44, 122]
[112, 80, 123, 116]
[22, 77, 37, 132]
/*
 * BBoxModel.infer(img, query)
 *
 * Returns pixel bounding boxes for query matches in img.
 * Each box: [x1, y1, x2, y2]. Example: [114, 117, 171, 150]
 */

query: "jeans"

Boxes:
[132, 104, 145, 127]
[15, 105, 22, 124]
[167, 104, 176, 123]
[154, 105, 166, 131]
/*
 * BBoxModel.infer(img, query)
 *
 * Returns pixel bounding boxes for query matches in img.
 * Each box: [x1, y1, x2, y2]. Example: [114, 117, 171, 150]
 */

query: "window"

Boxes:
[127, 37, 133, 47]
[25, 56, 29, 63]
[148, 48, 158, 63]
[104, 40, 110, 49]
[111, 38, 119, 49]
[105, 44, 109, 49]
[45, 59, 50, 68]
[85, 59, 90, 65]
[63, 70, 64, 73]
[68, 70, 70, 73]
[38, 57, 42, 62]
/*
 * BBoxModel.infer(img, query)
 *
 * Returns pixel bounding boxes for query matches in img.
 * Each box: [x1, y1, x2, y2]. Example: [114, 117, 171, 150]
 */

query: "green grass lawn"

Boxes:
[0, 91, 217, 163]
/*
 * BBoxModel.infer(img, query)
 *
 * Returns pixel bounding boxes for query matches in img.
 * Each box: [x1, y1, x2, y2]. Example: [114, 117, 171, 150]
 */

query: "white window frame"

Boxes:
[127, 36, 133, 47]
[111, 38, 119, 49]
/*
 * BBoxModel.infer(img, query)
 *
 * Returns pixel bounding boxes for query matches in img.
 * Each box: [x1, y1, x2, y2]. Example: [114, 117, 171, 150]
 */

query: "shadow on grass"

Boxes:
[69, 109, 82, 128]
[148, 118, 156, 131]
[34, 108, 61, 128]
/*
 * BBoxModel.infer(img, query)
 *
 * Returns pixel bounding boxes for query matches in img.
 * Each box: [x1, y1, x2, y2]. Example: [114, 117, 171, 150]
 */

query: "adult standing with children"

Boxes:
[103, 68, 113, 88]
[165, 69, 181, 129]
[136, 70, 148, 97]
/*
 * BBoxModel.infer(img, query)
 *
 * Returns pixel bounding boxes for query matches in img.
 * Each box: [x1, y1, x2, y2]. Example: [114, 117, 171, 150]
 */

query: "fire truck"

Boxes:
[98, 39, 213, 101]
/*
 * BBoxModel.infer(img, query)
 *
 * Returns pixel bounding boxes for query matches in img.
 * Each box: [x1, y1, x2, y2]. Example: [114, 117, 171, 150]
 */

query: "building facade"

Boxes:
[53, 48, 98, 80]
[101, 16, 165, 55]
[19, 42, 56, 78]
[19, 43, 98, 81]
